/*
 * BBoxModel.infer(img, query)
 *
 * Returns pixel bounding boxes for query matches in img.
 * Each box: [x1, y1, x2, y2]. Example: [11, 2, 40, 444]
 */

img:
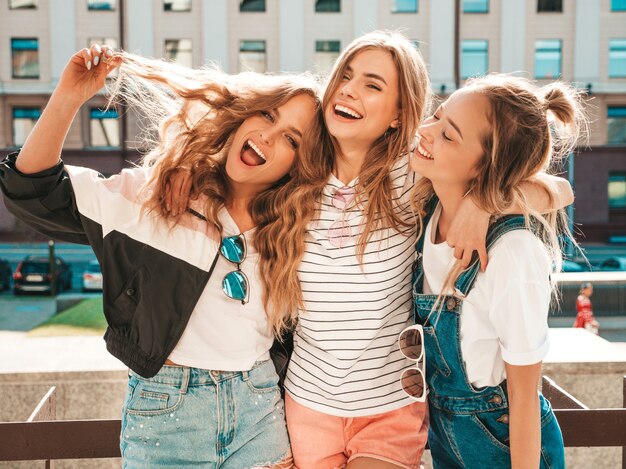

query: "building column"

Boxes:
[573, 0, 600, 88]
[353, 0, 378, 37]
[202, 0, 229, 70]
[429, 0, 456, 92]
[279, 0, 304, 72]
[50, 0, 76, 83]
[126, 0, 154, 56]
[500, 0, 526, 74]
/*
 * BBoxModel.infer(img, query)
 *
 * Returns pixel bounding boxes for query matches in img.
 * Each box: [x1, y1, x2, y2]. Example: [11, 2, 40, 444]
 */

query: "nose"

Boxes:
[417, 121, 434, 143]
[259, 128, 276, 145]
[339, 80, 357, 99]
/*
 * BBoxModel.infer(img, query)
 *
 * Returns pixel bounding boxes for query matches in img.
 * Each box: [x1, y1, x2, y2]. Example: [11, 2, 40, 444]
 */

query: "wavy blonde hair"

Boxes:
[108, 53, 323, 337]
[256, 31, 432, 318]
[411, 74, 587, 302]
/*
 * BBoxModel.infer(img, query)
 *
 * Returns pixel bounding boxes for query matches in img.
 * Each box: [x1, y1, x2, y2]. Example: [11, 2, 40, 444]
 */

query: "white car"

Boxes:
[82, 260, 103, 291]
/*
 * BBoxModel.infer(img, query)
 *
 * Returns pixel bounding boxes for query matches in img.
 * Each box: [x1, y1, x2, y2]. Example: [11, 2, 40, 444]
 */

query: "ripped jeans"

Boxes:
[120, 361, 292, 468]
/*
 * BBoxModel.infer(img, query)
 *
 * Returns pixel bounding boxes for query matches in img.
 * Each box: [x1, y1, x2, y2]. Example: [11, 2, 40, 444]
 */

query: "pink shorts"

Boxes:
[285, 393, 429, 469]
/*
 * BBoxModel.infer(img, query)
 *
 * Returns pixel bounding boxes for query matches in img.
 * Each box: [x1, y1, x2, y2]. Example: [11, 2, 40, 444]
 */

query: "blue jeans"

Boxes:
[120, 360, 292, 468]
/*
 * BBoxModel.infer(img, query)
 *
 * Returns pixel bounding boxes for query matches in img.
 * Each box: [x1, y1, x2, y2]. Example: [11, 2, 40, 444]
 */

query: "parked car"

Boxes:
[562, 260, 586, 272]
[0, 258, 11, 291]
[82, 260, 103, 292]
[598, 256, 626, 271]
[13, 256, 73, 295]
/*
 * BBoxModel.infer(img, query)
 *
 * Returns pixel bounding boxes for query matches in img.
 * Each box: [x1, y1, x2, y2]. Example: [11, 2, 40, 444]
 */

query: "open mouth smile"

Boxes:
[240, 139, 267, 166]
[334, 104, 363, 120]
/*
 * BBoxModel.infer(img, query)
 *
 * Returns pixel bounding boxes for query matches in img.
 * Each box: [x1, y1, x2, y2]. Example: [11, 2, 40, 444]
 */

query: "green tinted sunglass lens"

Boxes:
[222, 271, 248, 302]
[221, 235, 245, 264]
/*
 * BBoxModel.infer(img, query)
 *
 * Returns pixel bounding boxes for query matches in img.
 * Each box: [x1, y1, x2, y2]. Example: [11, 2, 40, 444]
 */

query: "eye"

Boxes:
[442, 131, 453, 142]
[286, 134, 298, 149]
[367, 83, 382, 91]
[433, 113, 441, 121]
[341, 73, 350, 81]
[261, 110, 275, 122]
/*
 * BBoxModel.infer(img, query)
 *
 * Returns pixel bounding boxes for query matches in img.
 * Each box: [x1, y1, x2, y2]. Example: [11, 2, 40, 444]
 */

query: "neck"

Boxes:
[432, 182, 469, 242]
[333, 140, 370, 185]
[226, 180, 266, 232]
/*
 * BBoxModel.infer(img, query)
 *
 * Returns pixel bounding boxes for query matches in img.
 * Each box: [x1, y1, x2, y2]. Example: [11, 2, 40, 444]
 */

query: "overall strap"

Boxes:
[454, 215, 531, 296]
[412, 196, 439, 292]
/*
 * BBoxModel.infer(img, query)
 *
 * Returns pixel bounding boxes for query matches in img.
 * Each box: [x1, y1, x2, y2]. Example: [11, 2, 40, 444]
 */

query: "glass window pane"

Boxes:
[608, 107, 626, 144]
[315, 0, 340, 12]
[611, 0, 626, 11]
[239, 40, 266, 73]
[87, 0, 115, 10]
[535, 39, 561, 78]
[463, 0, 488, 13]
[9, 0, 38, 9]
[240, 0, 265, 12]
[461, 40, 488, 79]
[537, 0, 562, 12]
[164, 39, 193, 68]
[11, 38, 39, 78]
[315, 40, 340, 73]
[609, 173, 626, 208]
[163, 0, 191, 11]
[90, 108, 120, 147]
[609, 39, 626, 78]
[392, 0, 417, 13]
[12, 107, 41, 146]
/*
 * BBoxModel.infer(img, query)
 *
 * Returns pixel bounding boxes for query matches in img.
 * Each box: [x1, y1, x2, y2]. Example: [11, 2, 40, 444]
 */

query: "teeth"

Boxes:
[335, 104, 362, 119]
[416, 143, 433, 160]
[248, 140, 266, 161]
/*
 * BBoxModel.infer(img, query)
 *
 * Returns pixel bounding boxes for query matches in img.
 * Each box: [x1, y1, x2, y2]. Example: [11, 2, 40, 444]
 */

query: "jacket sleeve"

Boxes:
[0, 152, 90, 245]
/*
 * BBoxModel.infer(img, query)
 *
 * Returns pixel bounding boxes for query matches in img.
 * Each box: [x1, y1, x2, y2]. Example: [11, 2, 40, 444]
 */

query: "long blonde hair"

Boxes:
[109, 53, 323, 337]
[412, 74, 587, 299]
[257, 31, 432, 318]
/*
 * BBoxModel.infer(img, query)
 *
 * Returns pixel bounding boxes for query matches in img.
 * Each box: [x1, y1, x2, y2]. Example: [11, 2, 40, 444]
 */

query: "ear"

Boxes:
[389, 117, 401, 129]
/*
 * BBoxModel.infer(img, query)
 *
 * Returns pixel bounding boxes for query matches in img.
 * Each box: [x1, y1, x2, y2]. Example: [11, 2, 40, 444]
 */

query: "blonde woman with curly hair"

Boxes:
[406, 74, 586, 468]
[0, 44, 323, 468]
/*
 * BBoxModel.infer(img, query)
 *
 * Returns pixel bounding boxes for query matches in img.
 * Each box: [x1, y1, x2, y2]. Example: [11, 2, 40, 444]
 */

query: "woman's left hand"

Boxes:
[447, 196, 489, 271]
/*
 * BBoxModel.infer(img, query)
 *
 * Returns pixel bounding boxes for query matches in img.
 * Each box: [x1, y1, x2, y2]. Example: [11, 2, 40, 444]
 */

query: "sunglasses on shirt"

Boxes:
[221, 234, 249, 305]
[398, 324, 426, 402]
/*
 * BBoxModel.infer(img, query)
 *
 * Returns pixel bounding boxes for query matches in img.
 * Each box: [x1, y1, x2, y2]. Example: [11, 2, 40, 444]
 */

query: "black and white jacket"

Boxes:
[0, 153, 227, 378]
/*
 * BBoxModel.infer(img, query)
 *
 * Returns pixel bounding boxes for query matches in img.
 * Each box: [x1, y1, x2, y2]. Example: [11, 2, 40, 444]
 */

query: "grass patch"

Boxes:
[28, 297, 107, 336]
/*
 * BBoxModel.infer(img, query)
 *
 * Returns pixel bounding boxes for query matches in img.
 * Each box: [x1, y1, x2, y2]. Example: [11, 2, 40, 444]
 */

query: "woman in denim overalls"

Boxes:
[407, 74, 586, 468]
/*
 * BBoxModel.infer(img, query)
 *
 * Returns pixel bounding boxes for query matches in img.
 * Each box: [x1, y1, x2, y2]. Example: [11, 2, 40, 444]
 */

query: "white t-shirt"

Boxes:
[285, 155, 420, 417]
[422, 206, 552, 388]
[168, 207, 272, 371]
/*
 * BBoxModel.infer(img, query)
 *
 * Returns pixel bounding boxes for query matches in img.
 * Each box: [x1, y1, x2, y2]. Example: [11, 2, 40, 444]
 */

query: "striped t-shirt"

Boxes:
[284, 155, 420, 417]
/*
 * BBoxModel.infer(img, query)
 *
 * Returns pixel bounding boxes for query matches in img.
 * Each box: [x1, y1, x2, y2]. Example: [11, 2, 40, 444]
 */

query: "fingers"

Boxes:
[176, 175, 193, 216]
[85, 44, 120, 72]
[478, 246, 488, 272]
[79, 48, 93, 70]
[453, 245, 463, 262]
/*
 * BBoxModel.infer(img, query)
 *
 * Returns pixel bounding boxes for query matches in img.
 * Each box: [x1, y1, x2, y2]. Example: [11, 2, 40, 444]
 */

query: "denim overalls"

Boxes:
[413, 209, 565, 469]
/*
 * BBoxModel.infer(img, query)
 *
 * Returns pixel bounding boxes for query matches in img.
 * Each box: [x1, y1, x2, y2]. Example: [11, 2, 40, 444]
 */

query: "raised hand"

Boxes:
[54, 44, 121, 109]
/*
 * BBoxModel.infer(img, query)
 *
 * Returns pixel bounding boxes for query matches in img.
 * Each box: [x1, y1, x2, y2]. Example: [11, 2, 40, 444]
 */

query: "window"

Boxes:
[609, 40, 626, 78]
[316, 0, 340, 13]
[239, 40, 266, 73]
[163, 0, 191, 11]
[608, 107, 626, 144]
[463, 0, 488, 13]
[315, 40, 341, 72]
[11, 38, 39, 79]
[609, 173, 626, 208]
[87, 0, 115, 10]
[164, 39, 192, 68]
[88, 37, 118, 49]
[537, 0, 562, 12]
[461, 40, 488, 79]
[90, 108, 120, 148]
[9, 0, 38, 9]
[12, 108, 41, 146]
[240, 0, 265, 12]
[535, 39, 561, 78]
[392, 0, 417, 13]
[612, 0, 626, 11]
